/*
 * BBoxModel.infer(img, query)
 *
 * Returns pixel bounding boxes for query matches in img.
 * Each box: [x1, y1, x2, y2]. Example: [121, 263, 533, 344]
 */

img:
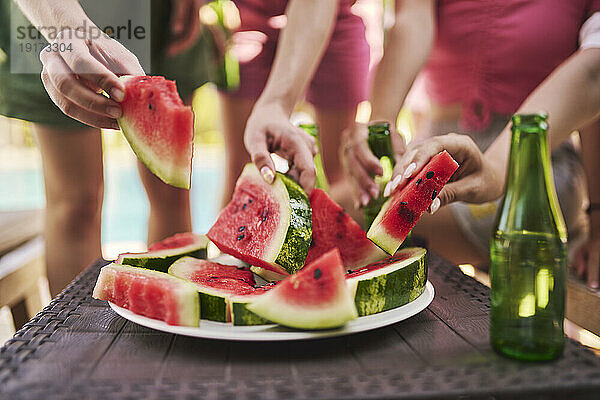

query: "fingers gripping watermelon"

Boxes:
[207, 164, 312, 276]
[168, 257, 272, 324]
[116, 232, 208, 273]
[247, 249, 358, 329]
[368, 151, 459, 254]
[118, 76, 194, 189]
[346, 247, 427, 316]
[306, 189, 387, 268]
[93, 263, 199, 327]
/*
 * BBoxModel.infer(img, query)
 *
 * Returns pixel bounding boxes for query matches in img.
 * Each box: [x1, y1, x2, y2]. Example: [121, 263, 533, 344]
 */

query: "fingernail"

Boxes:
[106, 106, 121, 118]
[591, 281, 599, 290]
[354, 200, 360, 209]
[430, 197, 441, 214]
[403, 162, 417, 179]
[361, 194, 370, 207]
[260, 166, 275, 184]
[110, 88, 125, 102]
[390, 174, 404, 192]
[370, 186, 379, 199]
[383, 181, 392, 198]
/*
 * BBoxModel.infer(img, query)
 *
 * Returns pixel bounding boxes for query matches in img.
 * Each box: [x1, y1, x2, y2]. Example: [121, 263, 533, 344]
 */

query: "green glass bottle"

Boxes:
[490, 113, 567, 361]
[364, 122, 395, 227]
[299, 123, 329, 191]
[207, 0, 240, 91]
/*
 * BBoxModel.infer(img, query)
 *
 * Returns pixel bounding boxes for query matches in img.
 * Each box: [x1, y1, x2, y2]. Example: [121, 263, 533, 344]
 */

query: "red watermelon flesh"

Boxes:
[367, 150, 459, 254]
[246, 249, 358, 329]
[93, 263, 199, 326]
[148, 232, 197, 251]
[306, 189, 387, 268]
[118, 75, 194, 189]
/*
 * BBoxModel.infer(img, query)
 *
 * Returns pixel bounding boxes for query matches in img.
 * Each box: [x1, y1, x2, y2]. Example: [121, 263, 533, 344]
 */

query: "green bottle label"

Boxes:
[299, 123, 329, 191]
[490, 112, 567, 361]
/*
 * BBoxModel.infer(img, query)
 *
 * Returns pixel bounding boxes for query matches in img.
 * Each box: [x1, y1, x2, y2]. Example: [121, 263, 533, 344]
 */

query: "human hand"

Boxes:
[244, 102, 317, 192]
[384, 133, 504, 213]
[167, 0, 203, 56]
[341, 122, 406, 208]
[575, 229, 600, 289]
[40, 29, 145, 129]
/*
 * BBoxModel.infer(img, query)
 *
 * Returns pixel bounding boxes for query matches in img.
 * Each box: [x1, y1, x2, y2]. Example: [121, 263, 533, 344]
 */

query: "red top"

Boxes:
[423, 0, 600, 130]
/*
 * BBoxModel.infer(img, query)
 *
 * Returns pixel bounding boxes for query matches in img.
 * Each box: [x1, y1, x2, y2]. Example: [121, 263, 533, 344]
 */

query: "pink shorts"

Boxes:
[231, 0, 369, 110]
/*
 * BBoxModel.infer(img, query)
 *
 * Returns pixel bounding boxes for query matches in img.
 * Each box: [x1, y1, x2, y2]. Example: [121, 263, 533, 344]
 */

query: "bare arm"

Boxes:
[244, 0, 338, 191]
[485, 48, 600, 177]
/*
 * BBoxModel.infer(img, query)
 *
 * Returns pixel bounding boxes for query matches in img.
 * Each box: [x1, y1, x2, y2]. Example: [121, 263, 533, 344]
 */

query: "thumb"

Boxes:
[435, 183, 459, 207]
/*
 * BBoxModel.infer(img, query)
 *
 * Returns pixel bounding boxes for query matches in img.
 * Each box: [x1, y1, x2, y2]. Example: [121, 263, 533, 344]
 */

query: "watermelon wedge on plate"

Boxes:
[207, 164, 312, 278]
[305, 189, 387, 268]
[247, 249, 358, 329]
[93, 263, 199, 327]
[118, 75, 194, 189]
[368, 151, 459, 254]
[168, 257, 272, 324]
[346, 247, 427, 316]
[116, 232, 208, 273]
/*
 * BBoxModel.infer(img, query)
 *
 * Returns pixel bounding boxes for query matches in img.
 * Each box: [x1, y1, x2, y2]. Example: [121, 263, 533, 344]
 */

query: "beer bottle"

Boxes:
[364, 122, 395, 229]
[299, 123, 329, 191]
[490, 113, 567, 361]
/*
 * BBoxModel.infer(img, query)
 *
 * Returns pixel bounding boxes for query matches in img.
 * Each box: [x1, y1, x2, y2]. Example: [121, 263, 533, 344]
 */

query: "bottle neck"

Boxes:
[496, 127, 566, 239]
[367, 133, 396, 166]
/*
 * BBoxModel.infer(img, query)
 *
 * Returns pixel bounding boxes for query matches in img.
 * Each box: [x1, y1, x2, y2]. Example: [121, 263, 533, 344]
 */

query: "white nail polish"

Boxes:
[260, 166, 275, 184]
[403, 162, 417, 179]
[391, 174, 403, 191]
[430, 197, 441, 214]
[370, 186, 379, 199]
[383, 182, 392, 198]
[361, 194, 370, 207]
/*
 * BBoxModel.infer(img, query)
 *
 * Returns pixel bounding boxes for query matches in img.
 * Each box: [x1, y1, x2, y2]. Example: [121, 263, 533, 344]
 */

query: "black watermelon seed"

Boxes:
[400, 201, 407, 206]
[416, 178, 422, 186]
[236, 266, 246, 270]
[431, 190, 437, 200]
[238, 226, 246, 232]
[261, 209, 269, 221]
[336, 232, 344, 240]
[242, 203, 247, 210]
[426, 171, 434, 179]
[248, 198, 253, 203]
[347, 269, 356, 274]
[237, 233, 245, 241]
[210, 276, 218, 279]
[314, 268, 322, 280]
[148, 103, 153, 110]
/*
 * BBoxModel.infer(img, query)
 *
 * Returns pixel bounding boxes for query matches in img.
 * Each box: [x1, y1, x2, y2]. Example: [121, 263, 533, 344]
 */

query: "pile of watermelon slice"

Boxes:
[94, 75, 459, 330]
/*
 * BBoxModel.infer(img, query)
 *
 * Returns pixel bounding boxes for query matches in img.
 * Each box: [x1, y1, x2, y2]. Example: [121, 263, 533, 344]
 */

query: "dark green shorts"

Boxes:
[0, 0, 211, 128]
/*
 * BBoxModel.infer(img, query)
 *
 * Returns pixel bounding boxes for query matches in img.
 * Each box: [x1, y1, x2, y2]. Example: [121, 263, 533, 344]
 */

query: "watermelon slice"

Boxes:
[306, 189, 387, 268]
[118, 75, 194, 189]
[346, 247, 427, 316]
[368, 151, 459, 254]
[93, 263, 199, 326]
[168, 257, 272, 324]
[207, 164, 312, 277]
[247, 249, 358, 329]
[116, 232, 208, 273]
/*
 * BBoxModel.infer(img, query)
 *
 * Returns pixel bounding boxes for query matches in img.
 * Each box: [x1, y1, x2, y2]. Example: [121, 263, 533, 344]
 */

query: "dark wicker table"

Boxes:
[1, 252, 600, 400]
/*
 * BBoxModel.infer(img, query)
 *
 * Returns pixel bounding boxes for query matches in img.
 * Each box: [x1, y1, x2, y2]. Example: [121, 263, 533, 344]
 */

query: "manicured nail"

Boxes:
[403, 162, 417, 179]
[383, 181, 392, 198]
[110, 88, 125, 102]
[361, 194, 370, 207]
[354, 200, 360, 209]
[430, 197, 441, 214]
[591, 281, 599, 290]
[260, 166, 275, 184]
[106, 106, 121, 118]
[390, 174, 404, 192]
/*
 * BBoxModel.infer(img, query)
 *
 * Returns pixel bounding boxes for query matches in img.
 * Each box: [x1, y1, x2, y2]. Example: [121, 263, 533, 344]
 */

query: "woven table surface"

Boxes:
[1, 251, 600, 400]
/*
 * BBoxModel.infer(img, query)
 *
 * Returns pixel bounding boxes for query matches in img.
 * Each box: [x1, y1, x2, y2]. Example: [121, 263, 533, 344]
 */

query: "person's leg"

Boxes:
[219, 93, 255, 205]
[412, 207, 488, 267]
[315, 107, 357, 186]
[33, 124, 104, 296]
[137, 160, 192, 244]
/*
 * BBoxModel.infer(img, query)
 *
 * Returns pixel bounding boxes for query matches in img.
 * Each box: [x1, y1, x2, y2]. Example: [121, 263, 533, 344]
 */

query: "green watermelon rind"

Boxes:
[366, 196, 401, 255]
[273, 172, 312, 274]
[117, 76, 192, 189]
[117, 235, 209, 273]
[346, 247, 427, 317]
[93, 263, 200, 327]
[230, 296, 272, 326]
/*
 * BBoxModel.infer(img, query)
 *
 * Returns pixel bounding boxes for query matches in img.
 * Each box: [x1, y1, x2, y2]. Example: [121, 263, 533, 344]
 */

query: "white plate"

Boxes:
[109, 281, 434, 341]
